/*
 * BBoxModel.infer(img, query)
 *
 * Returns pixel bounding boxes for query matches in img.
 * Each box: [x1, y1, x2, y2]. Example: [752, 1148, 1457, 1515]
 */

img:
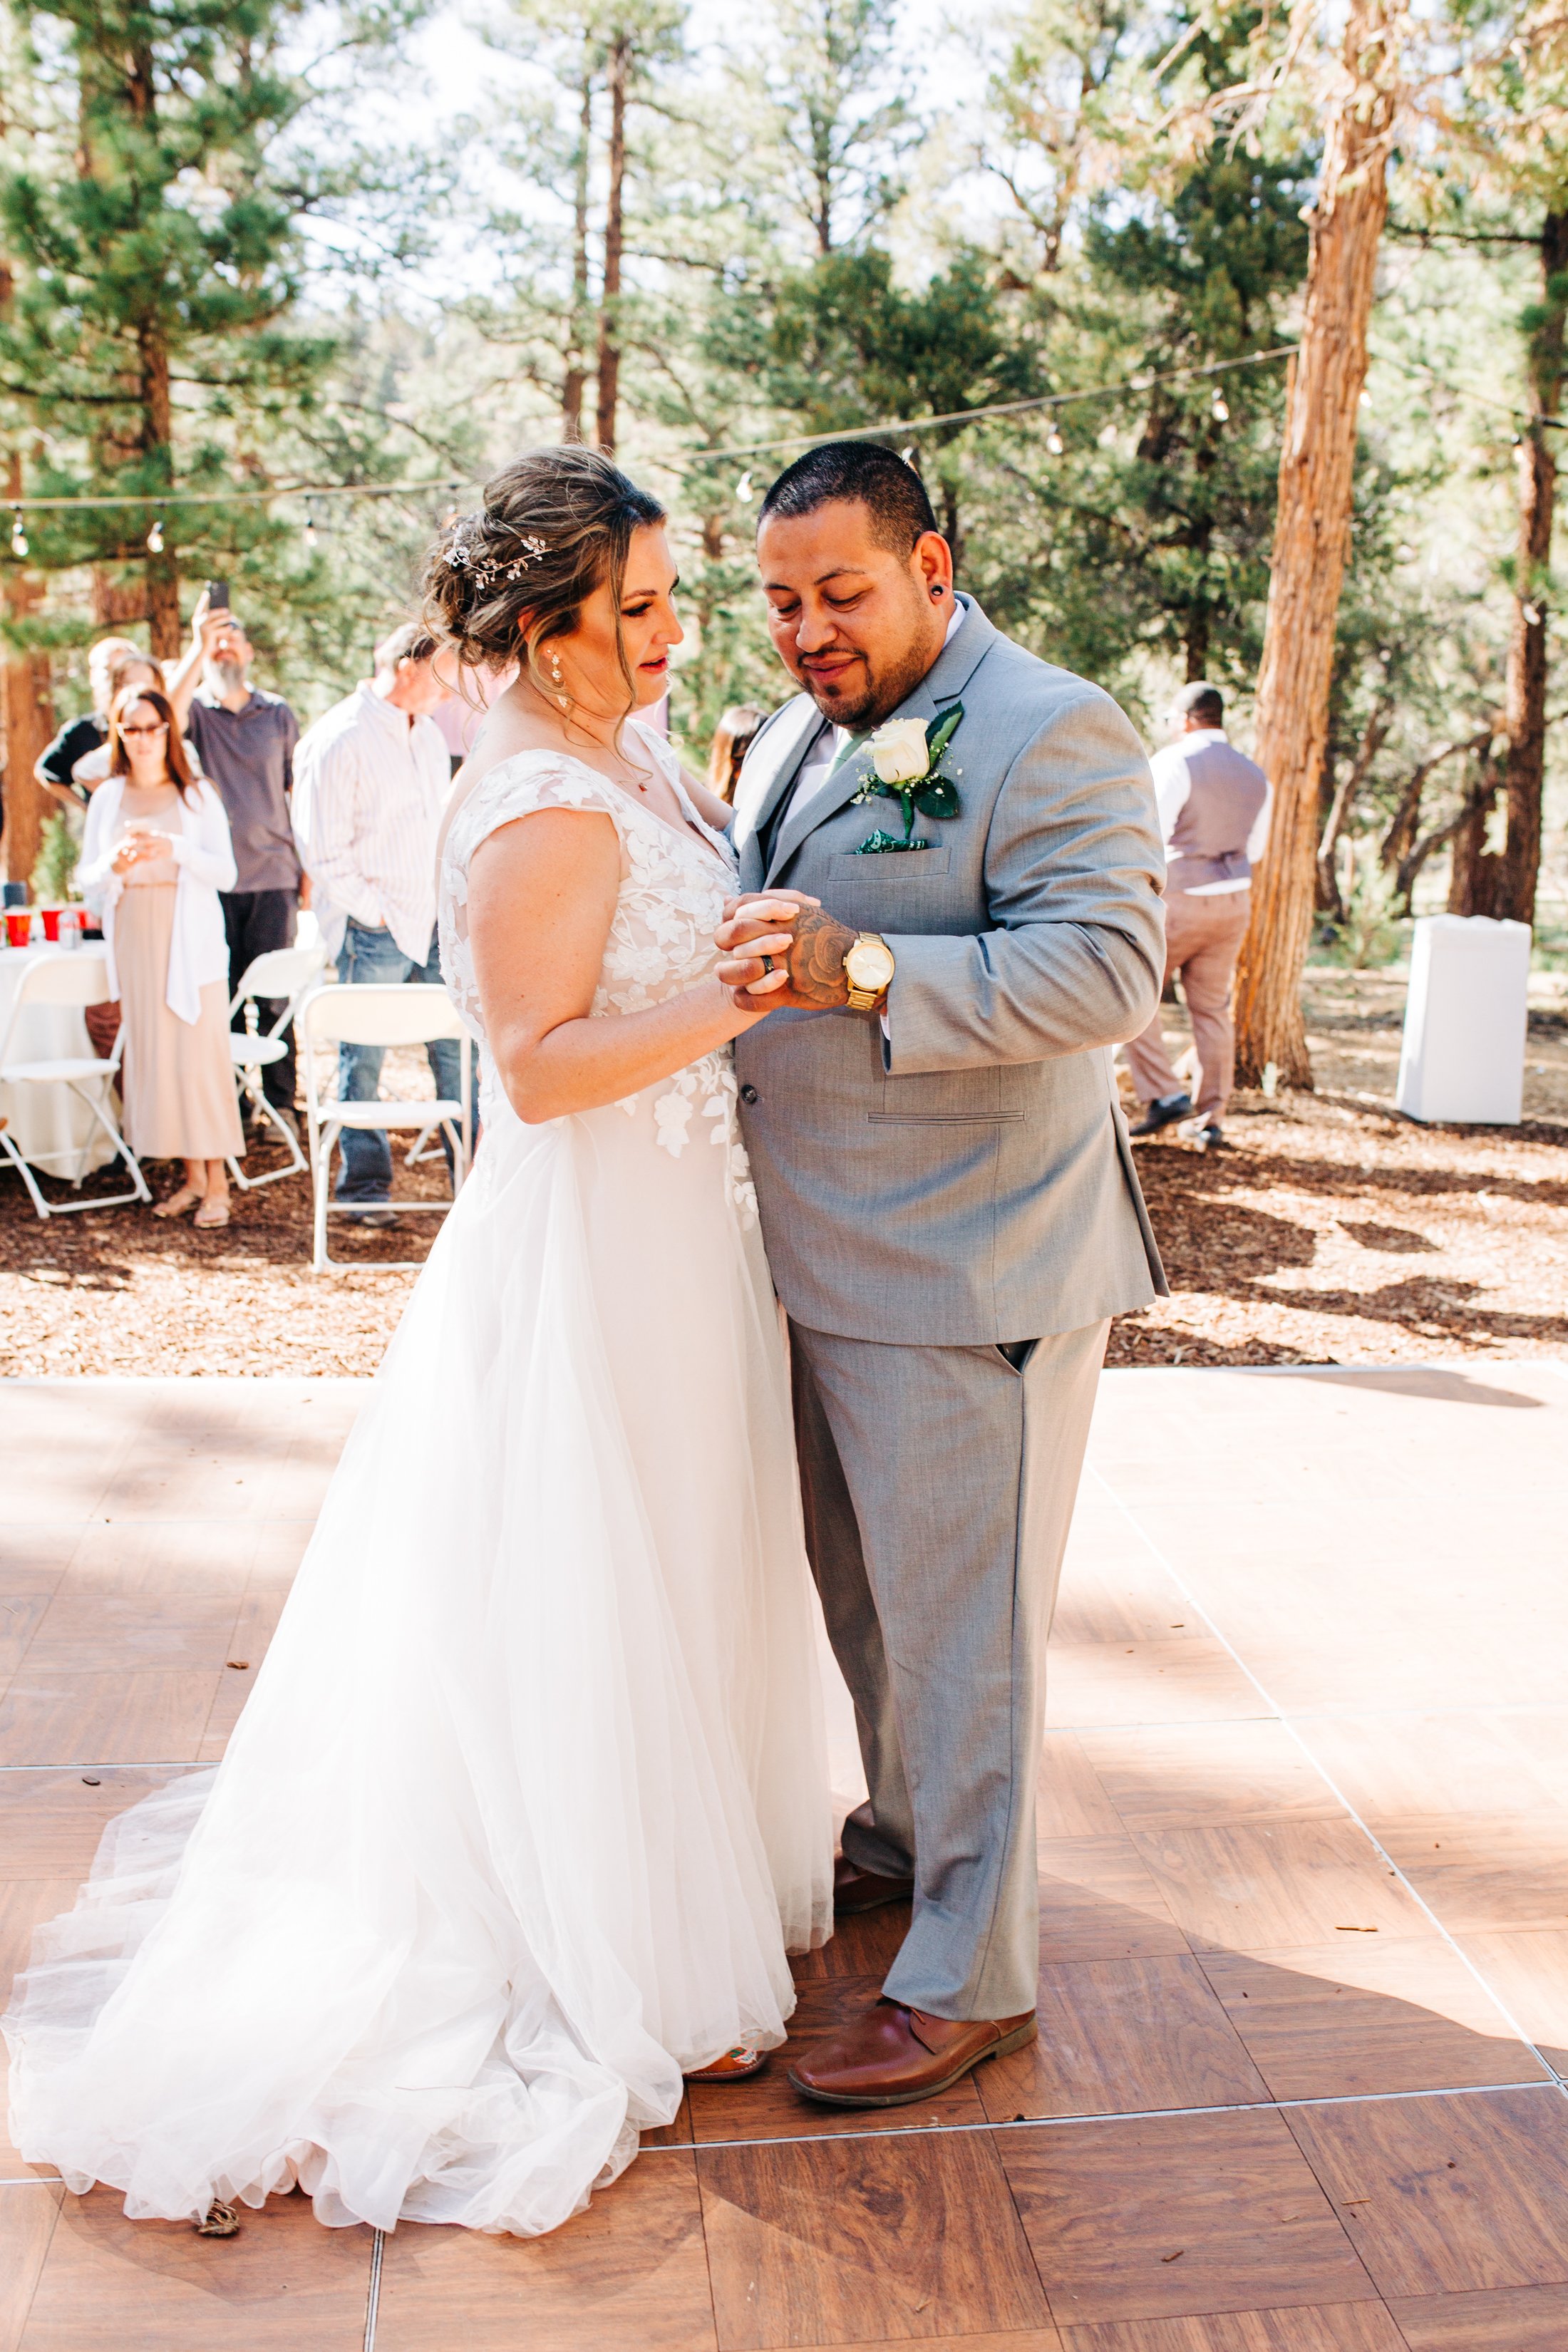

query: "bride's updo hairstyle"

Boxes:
[422, 445, 666, 720]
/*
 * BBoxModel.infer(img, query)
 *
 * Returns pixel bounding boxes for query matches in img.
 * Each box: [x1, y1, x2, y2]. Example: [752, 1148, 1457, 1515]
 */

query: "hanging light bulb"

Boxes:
[145, 515, 165, 554]
[9, 507, 27, 559]
[1046, 425, 1065, 456]
[1210, 391, 1230, 423]
[303, 506, 319, 550]
[734, 470, 755, 504]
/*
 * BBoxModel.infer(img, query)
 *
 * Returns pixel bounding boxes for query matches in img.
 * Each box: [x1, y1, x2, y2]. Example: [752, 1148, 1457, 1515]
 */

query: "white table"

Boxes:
[0, 943, 116, 1179]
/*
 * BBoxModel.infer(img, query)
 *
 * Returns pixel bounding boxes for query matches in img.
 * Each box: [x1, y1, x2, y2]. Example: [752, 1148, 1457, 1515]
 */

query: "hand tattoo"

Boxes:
[779, 905, 856, 1009]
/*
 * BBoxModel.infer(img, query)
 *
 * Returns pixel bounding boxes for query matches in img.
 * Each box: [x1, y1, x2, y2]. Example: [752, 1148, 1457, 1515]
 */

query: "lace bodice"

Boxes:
[438, 728, 755, 1216]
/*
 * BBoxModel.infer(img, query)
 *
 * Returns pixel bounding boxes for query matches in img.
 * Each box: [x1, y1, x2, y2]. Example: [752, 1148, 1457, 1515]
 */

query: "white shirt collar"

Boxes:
[356, 680, 427, 736]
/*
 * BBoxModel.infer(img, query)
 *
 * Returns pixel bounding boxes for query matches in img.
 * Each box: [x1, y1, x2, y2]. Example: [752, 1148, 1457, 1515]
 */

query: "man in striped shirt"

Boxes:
[292, 624, 456, 1223]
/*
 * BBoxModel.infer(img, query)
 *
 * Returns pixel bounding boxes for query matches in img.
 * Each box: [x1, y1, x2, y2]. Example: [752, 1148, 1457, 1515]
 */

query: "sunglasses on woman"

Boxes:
[120, 721, 170, 738]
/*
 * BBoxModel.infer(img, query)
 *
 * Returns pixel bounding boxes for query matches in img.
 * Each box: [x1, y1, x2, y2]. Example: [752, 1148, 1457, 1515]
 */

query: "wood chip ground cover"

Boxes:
[1, 976, 1564, 1374]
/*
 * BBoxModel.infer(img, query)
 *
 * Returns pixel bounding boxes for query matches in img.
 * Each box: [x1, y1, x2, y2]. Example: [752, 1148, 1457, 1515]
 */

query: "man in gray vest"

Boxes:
[1125, 681, 1271, 1148]
[715, 442, 1167, 2108]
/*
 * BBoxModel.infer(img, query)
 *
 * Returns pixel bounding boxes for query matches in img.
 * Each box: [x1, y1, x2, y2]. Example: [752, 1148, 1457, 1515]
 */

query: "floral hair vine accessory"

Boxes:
[443, 520, 551, 590]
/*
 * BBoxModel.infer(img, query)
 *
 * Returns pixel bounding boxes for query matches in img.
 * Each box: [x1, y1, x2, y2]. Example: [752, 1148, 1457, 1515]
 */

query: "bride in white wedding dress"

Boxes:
[4, 447, 835, 2238]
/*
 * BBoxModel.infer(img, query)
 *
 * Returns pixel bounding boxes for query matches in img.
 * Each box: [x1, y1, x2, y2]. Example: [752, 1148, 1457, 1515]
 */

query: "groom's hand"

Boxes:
[716, 897, 858, 1011]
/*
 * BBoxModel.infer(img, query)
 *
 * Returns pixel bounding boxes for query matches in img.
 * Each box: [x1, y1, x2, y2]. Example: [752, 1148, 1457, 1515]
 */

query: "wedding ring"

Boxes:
[760, 954, 775, 976]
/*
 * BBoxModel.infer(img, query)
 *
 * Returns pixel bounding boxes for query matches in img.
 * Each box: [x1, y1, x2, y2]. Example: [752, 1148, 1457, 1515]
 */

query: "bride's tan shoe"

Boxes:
[684, 2046, 768, 2083]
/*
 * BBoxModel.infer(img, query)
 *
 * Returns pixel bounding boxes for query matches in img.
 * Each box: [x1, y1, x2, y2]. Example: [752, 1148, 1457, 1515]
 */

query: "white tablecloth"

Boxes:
[0, 944, 116, 1179]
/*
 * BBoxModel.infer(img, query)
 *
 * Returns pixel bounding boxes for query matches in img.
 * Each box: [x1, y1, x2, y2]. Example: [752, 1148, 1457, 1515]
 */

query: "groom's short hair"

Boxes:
[759, 441, 939, 555]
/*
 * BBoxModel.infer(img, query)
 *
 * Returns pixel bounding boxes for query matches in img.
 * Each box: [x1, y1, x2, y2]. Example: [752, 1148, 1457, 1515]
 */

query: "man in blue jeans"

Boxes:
[292, 624, 458, 1224]
[331, 917, 465, 1218]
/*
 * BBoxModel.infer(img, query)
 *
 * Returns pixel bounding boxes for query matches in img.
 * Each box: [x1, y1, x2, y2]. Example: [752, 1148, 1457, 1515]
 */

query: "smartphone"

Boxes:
[205, 579, 229, 609]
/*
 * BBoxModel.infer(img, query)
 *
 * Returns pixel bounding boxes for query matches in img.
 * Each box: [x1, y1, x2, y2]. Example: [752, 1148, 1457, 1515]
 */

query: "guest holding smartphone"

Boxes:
[78, 686, 244, 1226]
[167, 584, 304, 1141]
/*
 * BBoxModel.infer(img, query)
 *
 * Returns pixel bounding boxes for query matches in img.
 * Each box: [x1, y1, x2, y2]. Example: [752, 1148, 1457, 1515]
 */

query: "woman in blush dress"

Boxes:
[6, 447, 834, 2238]
[77, 684, 242, 1226]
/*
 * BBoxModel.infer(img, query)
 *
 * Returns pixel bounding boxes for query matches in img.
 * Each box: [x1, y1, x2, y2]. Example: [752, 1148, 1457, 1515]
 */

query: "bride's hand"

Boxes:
[714, 897, 812, 1001]
[710, 889, 817, 992]
[717, 899, 860, 1012]
[716, 891, 817, 936]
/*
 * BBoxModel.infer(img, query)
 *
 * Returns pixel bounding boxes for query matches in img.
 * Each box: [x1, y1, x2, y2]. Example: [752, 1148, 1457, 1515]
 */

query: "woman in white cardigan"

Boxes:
[79, 686, 244, 1225]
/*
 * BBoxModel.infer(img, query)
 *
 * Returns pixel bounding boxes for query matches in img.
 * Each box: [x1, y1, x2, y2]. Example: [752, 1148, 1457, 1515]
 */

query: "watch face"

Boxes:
[846, 938, 895, 991]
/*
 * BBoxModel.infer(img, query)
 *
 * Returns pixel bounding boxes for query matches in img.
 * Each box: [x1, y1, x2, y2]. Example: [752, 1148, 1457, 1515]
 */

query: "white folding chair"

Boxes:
[299, 983, 472, 1272]
[0, 954, 151, 1217]
[225, 942, 327, 1190]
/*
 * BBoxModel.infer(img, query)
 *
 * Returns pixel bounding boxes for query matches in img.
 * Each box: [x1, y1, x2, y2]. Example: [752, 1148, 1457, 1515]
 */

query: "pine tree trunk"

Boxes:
[1495, 210, 1567, 928]
[124, 46, 180, 656]
[563, 63, 592, 443]
[594, 37, 628, 455]
[138, 319, 180, 658]
[1231, 0, 1400, 1088]
[940, 482, 961, 578]
[1448, 767, 1505, 917]
[1, 459, 55, 892]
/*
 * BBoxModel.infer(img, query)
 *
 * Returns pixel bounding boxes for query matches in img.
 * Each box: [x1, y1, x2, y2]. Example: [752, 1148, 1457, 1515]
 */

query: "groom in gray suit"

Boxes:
[717, 442, 1168, 2106]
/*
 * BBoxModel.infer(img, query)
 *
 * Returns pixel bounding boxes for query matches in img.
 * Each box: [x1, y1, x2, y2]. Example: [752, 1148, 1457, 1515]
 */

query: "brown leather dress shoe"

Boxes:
[833, 1855, 914, 1914]
[788, 1996, 1036, 2108]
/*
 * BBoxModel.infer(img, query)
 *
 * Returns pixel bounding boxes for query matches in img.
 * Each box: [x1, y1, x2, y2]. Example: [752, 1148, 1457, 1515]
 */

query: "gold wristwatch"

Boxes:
[843, 932, 896, 1012]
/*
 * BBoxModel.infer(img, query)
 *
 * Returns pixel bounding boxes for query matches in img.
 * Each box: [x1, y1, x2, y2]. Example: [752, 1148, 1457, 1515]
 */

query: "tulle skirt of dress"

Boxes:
[4, 1085, 837, 2238]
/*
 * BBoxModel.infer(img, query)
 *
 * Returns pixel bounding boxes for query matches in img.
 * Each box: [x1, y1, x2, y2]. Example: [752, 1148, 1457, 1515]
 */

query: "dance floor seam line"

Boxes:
[363, 2224, 384, 2352]
[5, 2074, 1562, 2198]
[1089, 1463, 1568, 2104]
[639, 2074, 1568, 2156]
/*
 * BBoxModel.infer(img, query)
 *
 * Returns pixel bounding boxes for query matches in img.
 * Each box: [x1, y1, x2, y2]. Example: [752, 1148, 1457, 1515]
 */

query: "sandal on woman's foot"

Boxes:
[153, 1186, 205, 1219]
[193, 1197, 230, 1229]
[684, 2046, 768, 2083]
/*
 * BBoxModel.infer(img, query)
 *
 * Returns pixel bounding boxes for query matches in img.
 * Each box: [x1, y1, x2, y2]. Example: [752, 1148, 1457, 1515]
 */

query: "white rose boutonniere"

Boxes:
[870, 718, 932, 785]
[852, 703, 964, 854]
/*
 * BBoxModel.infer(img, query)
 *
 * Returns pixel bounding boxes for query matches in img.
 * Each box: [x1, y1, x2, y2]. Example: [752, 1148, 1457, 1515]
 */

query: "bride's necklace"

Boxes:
[535, 680, 657, 797]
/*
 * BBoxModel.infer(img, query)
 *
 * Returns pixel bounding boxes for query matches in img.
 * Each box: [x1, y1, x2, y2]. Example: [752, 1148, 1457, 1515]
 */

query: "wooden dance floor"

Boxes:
[4, 1362, 1568, 2350]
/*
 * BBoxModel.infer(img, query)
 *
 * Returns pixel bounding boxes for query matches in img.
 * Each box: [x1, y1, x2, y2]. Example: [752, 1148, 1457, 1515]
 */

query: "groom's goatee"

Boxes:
[803, 637, 937, 731]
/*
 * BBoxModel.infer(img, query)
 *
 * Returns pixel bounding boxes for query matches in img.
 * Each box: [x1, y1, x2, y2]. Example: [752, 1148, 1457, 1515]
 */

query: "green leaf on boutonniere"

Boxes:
[926, 704, 963, 761]
[912, 775, 959, 820]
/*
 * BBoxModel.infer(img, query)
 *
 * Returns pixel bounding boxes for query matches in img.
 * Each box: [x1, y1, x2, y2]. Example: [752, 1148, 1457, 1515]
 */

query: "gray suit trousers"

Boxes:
[790, 1316, 1108, 2021]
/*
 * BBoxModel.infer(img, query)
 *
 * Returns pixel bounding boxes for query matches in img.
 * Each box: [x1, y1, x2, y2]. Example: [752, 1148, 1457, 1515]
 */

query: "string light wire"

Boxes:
[6, 335, 1557, 540]
[4, 474, 473, 515]
[0, 352, 1296, 528]
[682, 344, 1303, 475]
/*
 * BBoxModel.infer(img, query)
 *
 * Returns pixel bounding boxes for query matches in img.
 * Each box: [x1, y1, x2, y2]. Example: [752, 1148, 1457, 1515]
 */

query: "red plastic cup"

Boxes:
[40, 907, 61, 942]
[5, 909, 31, 949]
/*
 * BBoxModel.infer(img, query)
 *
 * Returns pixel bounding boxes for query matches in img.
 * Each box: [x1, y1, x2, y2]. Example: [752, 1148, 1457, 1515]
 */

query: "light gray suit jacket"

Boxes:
[731, 594, 1170, 1344]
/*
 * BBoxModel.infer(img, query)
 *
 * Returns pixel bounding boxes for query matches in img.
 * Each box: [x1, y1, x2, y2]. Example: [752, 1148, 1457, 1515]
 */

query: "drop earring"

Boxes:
[549, 650, 567, 708]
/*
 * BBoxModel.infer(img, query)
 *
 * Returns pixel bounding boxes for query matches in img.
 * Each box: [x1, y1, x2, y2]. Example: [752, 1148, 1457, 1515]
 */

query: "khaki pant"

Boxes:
[1125, 887, 1251, 1123]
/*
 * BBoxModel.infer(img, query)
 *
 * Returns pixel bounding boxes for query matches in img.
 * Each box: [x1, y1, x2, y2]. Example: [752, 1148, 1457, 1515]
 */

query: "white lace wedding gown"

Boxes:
[4, 732, 836, 2238]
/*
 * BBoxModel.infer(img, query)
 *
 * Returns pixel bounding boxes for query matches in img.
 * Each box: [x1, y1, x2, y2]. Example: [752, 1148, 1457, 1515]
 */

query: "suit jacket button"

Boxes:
[741, 1084, 758, 1104]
